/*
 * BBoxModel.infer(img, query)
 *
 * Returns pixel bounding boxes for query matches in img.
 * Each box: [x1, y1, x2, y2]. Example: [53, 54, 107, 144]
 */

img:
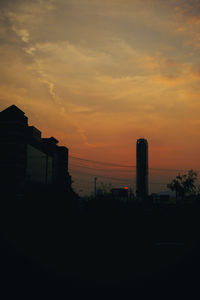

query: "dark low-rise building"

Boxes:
[0, 104, 72, 198]
[111, 188, 129, 202]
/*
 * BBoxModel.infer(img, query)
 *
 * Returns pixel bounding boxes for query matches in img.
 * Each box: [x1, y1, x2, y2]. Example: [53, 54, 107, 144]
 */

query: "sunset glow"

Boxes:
[1, 0, 200, 195]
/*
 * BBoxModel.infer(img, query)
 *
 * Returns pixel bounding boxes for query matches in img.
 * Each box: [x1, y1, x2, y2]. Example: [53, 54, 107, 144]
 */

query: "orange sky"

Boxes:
[1, 0, 200, 195]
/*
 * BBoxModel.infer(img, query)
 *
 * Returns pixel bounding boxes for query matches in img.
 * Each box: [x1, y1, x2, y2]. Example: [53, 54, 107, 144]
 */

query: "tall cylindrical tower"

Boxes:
[136, 138, 148, 199]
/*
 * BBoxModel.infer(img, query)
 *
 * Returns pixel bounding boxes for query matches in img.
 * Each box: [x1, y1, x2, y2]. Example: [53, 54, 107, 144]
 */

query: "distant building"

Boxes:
[149, 193, 170, 204]
[136, 138, 148, 199]
[0, 105, 72, 197]
[111, 188, 129, 202]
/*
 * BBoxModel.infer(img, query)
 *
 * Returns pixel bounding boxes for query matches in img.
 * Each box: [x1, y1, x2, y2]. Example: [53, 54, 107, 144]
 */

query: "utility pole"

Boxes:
[94, 177, 97, 198]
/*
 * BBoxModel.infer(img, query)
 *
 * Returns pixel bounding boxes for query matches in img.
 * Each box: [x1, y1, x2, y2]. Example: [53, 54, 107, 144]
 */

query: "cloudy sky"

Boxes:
[1, 0, 200, 194]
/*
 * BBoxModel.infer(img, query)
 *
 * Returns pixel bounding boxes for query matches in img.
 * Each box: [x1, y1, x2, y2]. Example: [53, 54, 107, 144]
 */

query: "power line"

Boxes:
[71, 171, 133, 182]
[71, 168, 134, 181]
[70, 155, 197, 172]
[70, 156, 135, 168]
[149, 168, 189, 172]
[69, 163, 136, 173]
[69, 156, 200, 190]
[73, 177, 167, 186]
[70, 162, 187, 174]
[71, 169, 169, 186]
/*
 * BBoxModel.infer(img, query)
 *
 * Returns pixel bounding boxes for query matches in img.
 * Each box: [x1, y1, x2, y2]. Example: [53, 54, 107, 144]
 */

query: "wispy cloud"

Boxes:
[0, 0, 200, 184]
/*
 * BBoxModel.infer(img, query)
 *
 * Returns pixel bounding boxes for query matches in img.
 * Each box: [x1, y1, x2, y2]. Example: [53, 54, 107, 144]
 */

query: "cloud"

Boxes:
[1, 0, 200, 187]
[12, 26, 29, 43]
[174, 1, 200, 24]
[23, 46, 36, 55]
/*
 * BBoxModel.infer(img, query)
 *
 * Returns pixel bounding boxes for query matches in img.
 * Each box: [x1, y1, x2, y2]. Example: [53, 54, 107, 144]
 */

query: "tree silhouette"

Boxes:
[167, 169, 197, 201]
[99, 182, 112, 196]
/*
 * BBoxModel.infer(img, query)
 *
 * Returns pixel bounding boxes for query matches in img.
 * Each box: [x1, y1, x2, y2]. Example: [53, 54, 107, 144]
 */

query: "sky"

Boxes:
[0, 0, 200, 195]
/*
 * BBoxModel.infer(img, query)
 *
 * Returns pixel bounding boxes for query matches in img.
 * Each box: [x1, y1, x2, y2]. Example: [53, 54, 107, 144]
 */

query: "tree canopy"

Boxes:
[167, 169, 197, 201]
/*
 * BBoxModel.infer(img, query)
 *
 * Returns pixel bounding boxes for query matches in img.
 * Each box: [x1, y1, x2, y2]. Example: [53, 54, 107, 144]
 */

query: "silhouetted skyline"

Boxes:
[0, 1, 200, 195]
[1, 104, 199, 197]
[1, 105, 200, 297]
[1, 1, 200, 295]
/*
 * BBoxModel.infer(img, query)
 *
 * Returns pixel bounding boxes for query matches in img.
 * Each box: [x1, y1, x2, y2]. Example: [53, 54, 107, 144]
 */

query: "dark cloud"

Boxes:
[174, 0, 200, 23]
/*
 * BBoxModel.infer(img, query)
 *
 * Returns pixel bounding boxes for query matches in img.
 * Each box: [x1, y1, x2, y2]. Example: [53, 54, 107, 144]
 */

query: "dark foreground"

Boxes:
[1, 197, 200, 299]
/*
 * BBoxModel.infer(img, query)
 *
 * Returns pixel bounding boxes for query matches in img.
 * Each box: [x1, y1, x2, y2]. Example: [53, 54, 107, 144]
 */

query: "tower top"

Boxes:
[137, 138, 148, 144]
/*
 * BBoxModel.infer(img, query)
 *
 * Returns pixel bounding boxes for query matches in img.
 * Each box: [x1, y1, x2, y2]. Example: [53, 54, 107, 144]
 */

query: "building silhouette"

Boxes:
[0, 105, 72, 198]
[111, 188, 129, 202]
[136, 138, 148, 199]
